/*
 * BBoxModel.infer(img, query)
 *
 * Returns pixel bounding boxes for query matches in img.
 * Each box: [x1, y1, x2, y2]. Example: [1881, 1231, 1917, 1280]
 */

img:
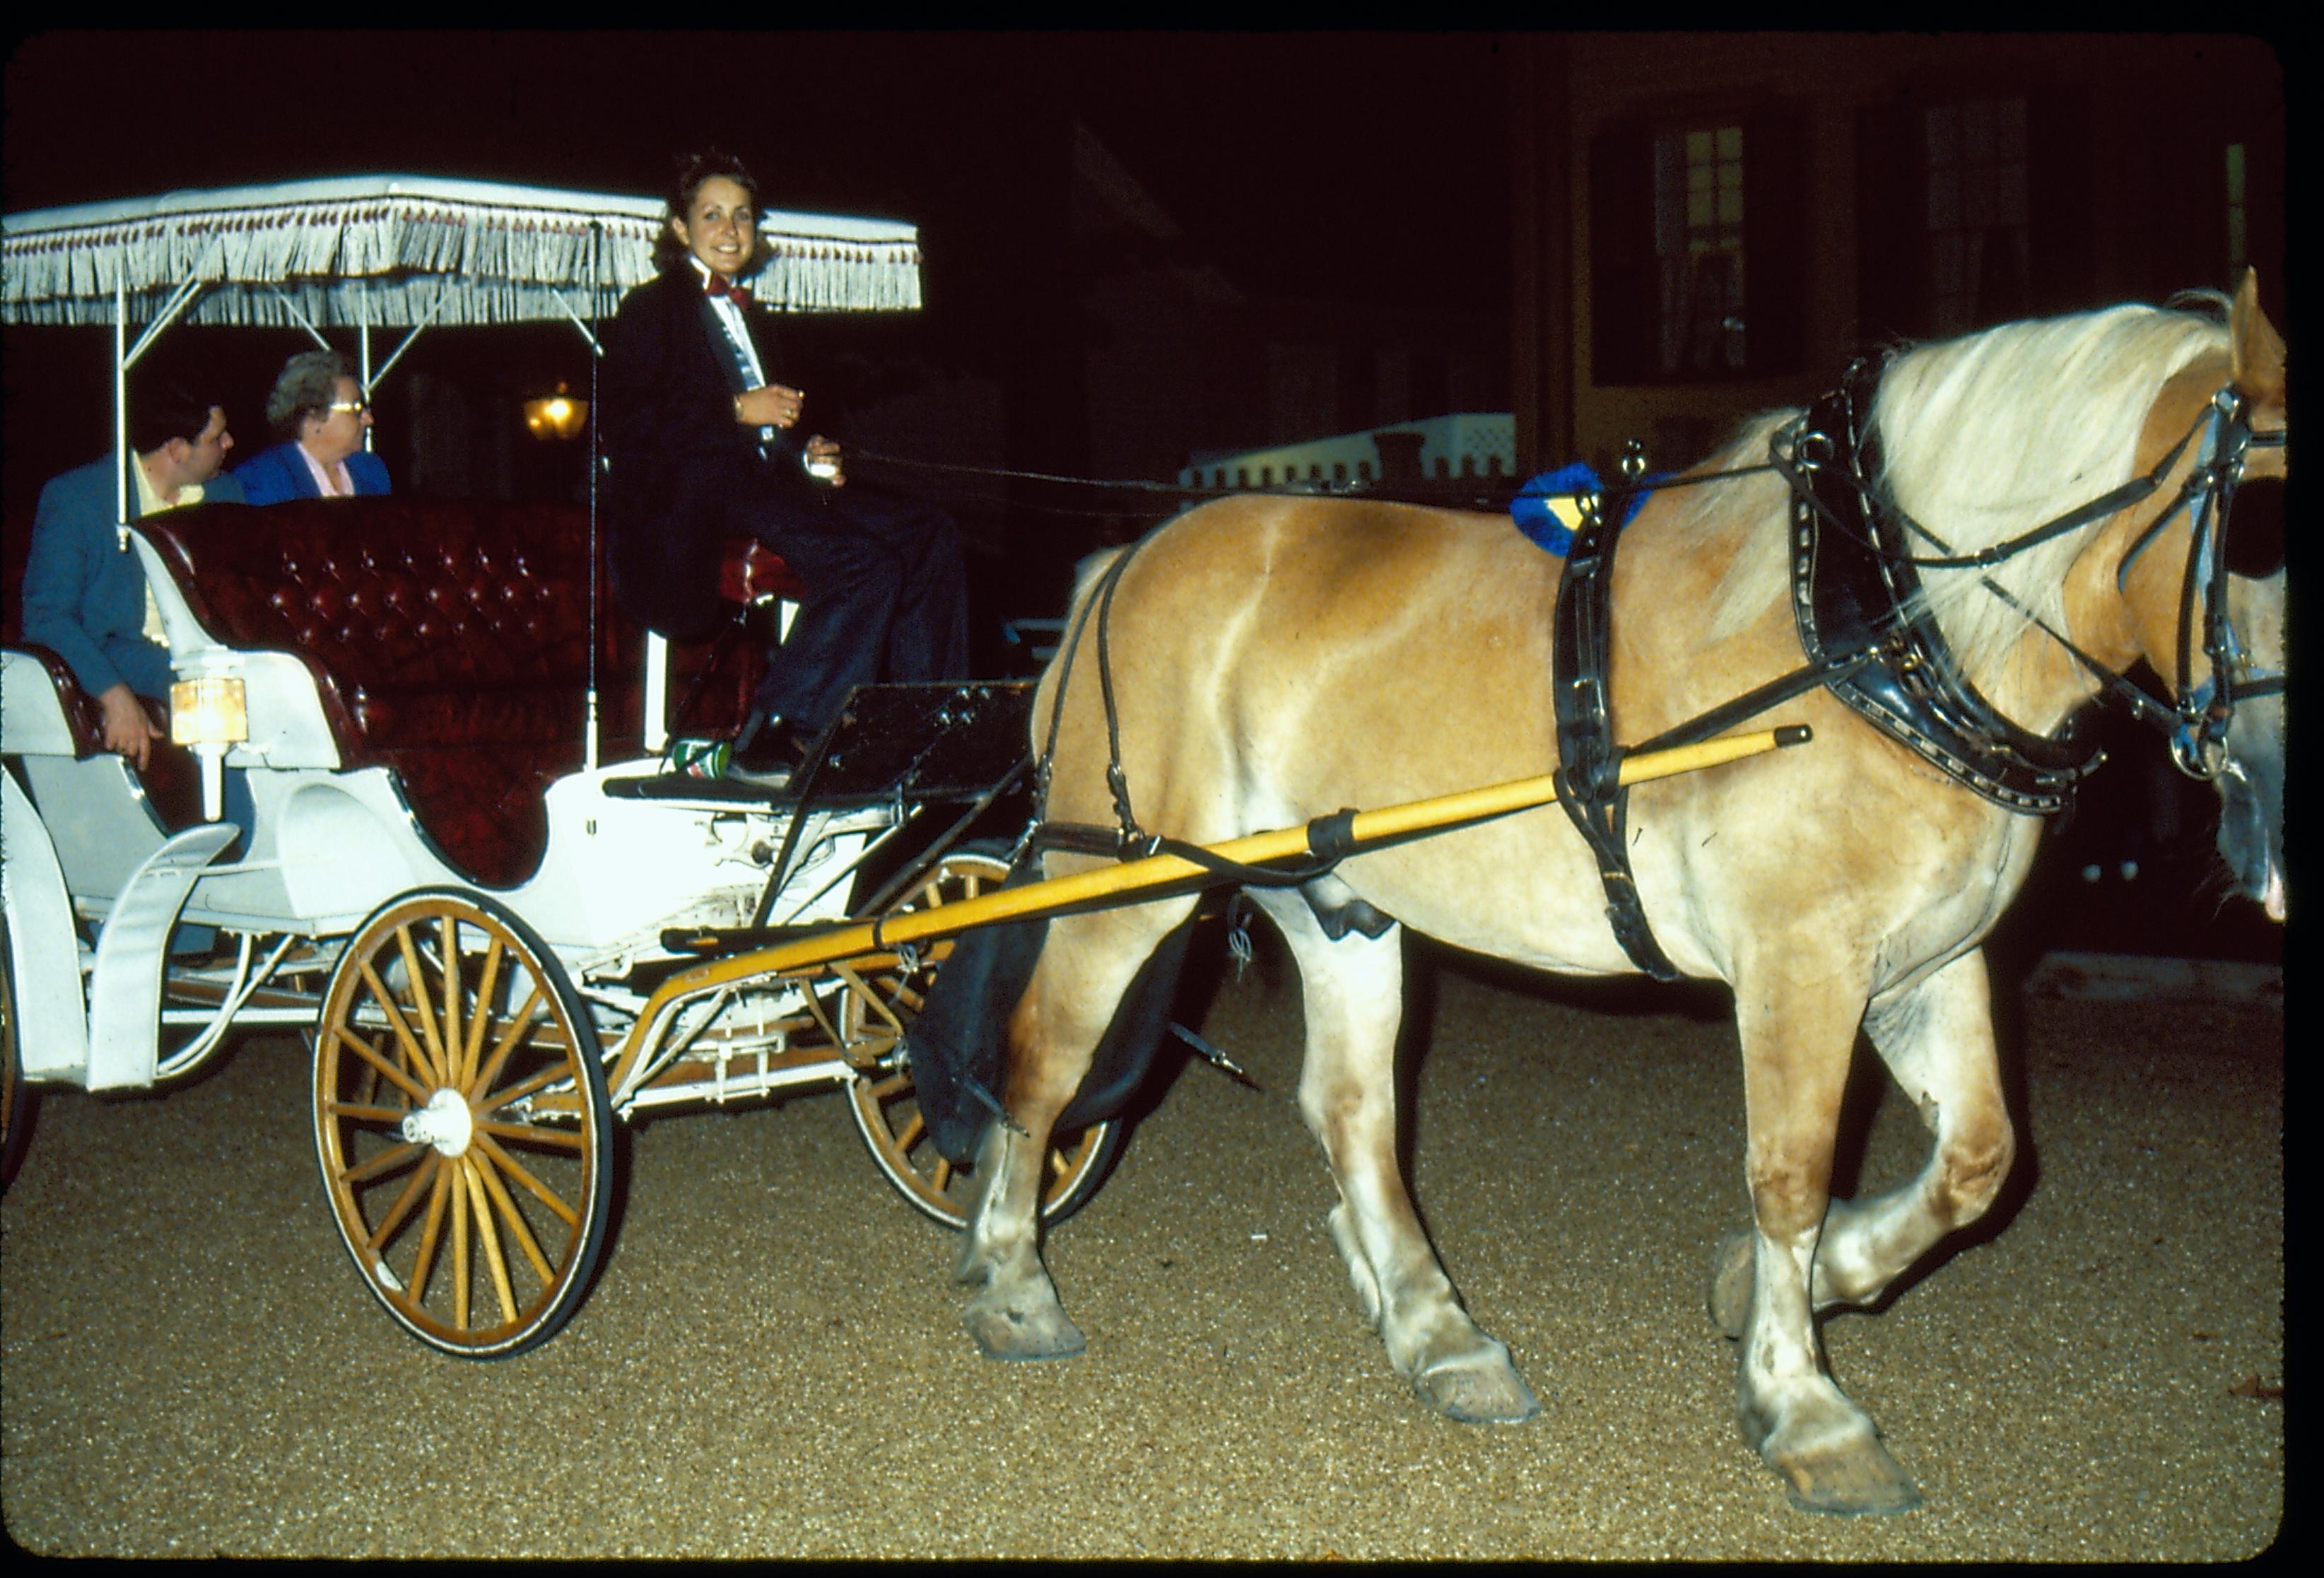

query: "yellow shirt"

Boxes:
[132, 457, 206, 644]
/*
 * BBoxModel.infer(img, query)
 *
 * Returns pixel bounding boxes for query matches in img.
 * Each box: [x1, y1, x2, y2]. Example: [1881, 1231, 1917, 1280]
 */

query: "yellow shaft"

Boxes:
[622, 725, 1807, 1043]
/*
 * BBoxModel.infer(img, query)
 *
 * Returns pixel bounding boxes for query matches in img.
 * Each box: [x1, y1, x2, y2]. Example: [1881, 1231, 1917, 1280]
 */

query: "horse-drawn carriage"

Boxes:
[0, 177, 1120, 1358]
[1, 174, 2286, 1516]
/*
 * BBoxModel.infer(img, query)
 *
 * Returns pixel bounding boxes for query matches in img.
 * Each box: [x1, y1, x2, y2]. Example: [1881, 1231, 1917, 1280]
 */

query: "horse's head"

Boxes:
[2108, 270, 2287, 920]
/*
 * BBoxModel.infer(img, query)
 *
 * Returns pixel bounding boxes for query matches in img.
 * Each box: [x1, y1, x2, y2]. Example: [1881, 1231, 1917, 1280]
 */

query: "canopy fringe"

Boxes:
[4, 185, 922, 325]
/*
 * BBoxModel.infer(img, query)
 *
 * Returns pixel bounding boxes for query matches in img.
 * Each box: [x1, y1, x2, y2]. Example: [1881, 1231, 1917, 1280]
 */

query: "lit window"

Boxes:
[1590, 110, 1803, 385]
[1653, 124, 1747, 374]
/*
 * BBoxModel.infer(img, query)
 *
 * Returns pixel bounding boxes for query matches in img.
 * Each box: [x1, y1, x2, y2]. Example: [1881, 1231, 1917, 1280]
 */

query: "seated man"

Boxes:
[21, 382, 257, 941]
[22, 382, 244, 771]
[231, 350, 391, 503]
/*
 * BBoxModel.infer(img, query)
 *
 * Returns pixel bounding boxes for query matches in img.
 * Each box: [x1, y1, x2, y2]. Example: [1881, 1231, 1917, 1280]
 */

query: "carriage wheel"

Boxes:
[312, 889, 613, 1358]
[1, 918, 31, 1192]
[840, 846, 1120, 1229]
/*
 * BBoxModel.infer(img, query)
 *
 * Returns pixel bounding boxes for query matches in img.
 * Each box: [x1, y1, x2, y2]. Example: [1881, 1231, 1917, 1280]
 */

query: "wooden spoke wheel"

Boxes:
[840, 846, 1120, 1229]
[312, 889, 612, 1358]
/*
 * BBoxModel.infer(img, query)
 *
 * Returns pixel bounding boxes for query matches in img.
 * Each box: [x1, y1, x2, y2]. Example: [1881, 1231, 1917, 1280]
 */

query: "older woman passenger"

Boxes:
[232, 350, 392, 503]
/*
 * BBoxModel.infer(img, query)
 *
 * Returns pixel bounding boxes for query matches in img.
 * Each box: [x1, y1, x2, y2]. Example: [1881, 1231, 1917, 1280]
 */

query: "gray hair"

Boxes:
[264, 350, 358, 439]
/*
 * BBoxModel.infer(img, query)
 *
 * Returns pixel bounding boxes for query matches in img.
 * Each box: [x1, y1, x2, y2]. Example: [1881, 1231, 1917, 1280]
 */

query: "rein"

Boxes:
[846, 443, 1782, 519]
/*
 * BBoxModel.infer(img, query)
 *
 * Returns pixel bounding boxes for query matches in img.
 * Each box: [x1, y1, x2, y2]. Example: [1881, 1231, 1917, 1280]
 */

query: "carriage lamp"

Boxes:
[523, 385, 588, 440]
[170, 674, 249, 822]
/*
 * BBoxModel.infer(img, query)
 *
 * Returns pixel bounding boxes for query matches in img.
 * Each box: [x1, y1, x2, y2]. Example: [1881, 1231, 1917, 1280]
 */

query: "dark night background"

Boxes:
[1, 30, 2286, 967]
[2, 30, 1513, 578]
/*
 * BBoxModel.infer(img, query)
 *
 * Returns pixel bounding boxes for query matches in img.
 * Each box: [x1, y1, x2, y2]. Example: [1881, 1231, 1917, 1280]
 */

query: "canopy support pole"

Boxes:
[113, 279, 130, 546]
[358, 291, 372, 455]
[544, 285, 606, 356]
[584, 226, 604, 773]
[122, 269, 211, 371]
[115, 247, 221, 544]
[267, 286, 334, 351]
[364, 286, 450, 392]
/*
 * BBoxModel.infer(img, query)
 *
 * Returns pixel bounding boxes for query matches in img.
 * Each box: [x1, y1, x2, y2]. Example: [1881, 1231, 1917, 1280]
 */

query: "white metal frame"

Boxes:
[1, 175, 922, 1099]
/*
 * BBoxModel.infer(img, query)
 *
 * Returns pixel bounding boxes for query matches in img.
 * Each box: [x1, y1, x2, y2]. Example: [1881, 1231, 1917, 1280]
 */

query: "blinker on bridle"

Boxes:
[2111, 385, 2287, 778]
[1797, 362, 2286, 787]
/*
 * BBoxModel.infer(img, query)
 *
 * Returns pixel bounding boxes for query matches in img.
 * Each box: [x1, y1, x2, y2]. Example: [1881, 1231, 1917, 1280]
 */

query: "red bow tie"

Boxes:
[704, 274, 753, 307]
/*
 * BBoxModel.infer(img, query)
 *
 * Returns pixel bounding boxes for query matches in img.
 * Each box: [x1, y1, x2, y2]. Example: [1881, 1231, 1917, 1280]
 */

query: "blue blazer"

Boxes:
[19, 455, 246, 699]
[232, 441, 392, 505]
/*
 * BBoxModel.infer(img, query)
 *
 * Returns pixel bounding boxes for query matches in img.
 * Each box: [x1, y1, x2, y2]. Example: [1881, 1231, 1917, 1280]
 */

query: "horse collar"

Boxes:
[1788, 358, 2100, 816]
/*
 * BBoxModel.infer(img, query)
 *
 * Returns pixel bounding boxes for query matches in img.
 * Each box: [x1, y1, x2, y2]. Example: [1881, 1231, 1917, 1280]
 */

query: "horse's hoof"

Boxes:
[1708, 1229, 1754, 1340]
[963, 1294, 1087, 1362]
[1771, 1430, 1922, 1516]
[1412, 1344, 1542, 1425]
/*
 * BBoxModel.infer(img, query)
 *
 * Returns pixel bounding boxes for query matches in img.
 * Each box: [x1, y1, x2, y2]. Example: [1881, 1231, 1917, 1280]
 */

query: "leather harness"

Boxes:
[1036, 353, 2282, 981]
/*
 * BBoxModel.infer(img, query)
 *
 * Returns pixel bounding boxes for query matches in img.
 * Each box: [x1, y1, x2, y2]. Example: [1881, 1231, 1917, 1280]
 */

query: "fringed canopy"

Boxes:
[1, 175, 922, 327]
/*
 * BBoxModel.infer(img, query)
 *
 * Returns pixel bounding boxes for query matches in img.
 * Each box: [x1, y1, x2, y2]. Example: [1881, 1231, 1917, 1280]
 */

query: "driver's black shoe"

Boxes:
[724, 716, 809, 784]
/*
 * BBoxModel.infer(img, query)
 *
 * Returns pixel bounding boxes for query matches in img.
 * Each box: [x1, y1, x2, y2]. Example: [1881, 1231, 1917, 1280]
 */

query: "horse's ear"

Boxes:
[2230, 268, 2286, 405]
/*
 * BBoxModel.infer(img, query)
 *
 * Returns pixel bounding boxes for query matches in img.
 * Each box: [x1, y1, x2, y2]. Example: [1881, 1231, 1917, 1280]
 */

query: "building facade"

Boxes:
[1510, 33, 2285, 479]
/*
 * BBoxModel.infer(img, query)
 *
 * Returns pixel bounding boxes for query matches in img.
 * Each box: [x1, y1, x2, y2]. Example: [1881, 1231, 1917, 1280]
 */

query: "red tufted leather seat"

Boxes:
[136, 496, 800, 887]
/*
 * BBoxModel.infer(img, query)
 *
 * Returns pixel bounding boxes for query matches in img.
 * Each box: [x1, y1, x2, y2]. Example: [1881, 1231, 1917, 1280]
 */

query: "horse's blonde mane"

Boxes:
[1691, 303, 2231, 684]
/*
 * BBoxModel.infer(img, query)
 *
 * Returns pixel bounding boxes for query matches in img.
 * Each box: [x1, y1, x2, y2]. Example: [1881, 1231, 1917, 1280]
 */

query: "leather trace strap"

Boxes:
[1032, 811, 1359, 891]
[1032, 530, 1363, 893]
[1551, 498, 1683, 981]
[1034, 534, 1150, 848]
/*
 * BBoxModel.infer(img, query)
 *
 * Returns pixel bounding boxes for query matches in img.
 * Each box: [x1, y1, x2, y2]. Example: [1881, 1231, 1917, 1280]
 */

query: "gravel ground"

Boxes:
[1, 940, 2283, 1560]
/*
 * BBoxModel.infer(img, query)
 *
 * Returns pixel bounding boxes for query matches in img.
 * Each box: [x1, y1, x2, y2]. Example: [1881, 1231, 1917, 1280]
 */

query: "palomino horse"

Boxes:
[953, 275, 2287, 1514]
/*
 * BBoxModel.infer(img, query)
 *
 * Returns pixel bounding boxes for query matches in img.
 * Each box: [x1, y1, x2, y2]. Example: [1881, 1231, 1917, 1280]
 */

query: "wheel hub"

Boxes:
[400, 1087, 474, 1157]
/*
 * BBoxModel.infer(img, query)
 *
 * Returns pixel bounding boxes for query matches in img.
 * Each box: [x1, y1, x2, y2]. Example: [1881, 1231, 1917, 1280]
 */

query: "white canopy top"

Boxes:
[0, 175, 922, 328]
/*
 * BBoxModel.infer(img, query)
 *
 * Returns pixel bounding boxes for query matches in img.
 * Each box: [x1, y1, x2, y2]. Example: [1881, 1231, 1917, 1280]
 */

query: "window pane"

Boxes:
[1652, 134, 1686, 257]
[1997, 161, 2027, 224]
[1961, 100, 1994, 162]
[1998, 97, 2027, 160]
[1927, 167, 1960, 231]
[1927, 105, 1959, 165]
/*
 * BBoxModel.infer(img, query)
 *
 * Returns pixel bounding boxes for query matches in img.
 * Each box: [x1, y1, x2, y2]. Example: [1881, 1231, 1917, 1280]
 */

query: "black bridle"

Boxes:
[1770, 353, 2287, 787]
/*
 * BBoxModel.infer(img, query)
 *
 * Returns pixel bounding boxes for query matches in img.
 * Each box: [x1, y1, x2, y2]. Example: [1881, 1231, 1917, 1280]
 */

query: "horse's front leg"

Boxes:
[955, 899, 1192, 1361]
[1710, 949, 2017, 1328]
[1246, 889, 1540, 1425]
[1725, 966, 1922, 1514]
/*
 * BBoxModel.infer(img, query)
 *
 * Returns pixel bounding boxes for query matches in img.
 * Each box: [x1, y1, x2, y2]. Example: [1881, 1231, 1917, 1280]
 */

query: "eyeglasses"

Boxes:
[327, 399, 371, 415]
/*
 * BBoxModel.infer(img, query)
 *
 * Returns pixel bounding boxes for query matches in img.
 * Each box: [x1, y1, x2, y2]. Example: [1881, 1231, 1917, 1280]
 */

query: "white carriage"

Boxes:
[0, 177, 1117, 1357]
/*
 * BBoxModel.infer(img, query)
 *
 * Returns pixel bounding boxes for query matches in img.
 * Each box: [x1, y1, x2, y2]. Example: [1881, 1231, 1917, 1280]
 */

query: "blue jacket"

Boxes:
[20, 456, 246, 699]
[231, 441, 392, 505]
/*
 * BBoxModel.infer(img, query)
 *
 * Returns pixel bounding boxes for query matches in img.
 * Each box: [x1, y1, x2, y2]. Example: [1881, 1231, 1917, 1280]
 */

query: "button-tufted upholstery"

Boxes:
[136, 496, 799, 887]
